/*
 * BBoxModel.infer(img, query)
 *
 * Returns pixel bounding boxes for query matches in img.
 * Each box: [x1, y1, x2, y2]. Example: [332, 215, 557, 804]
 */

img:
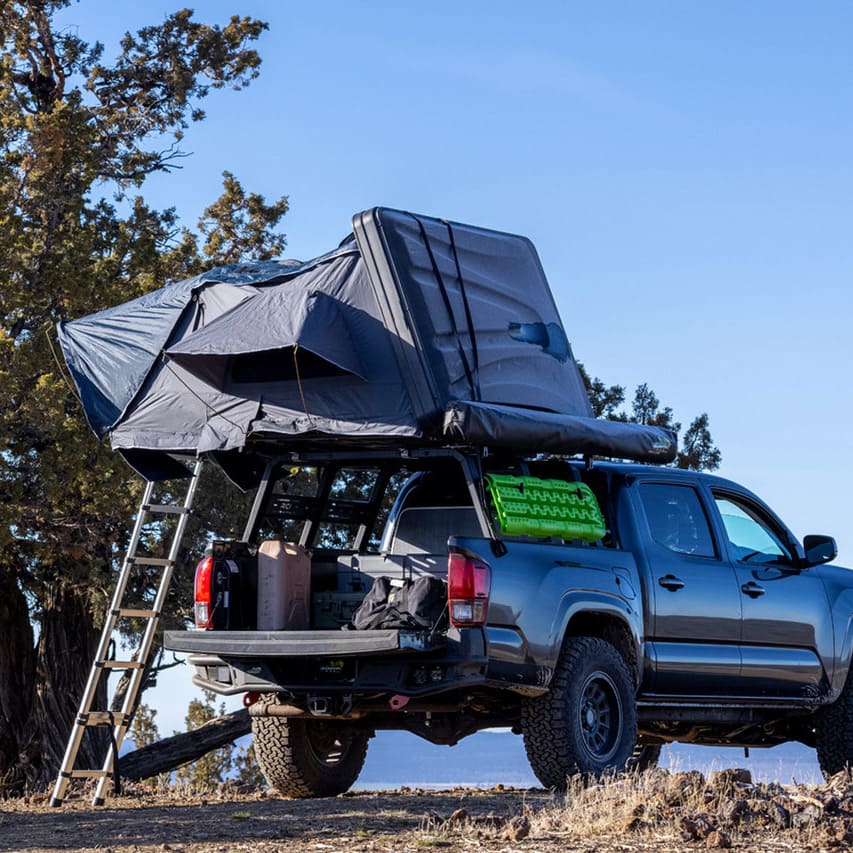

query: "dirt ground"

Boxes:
[2, 775, 852, 853]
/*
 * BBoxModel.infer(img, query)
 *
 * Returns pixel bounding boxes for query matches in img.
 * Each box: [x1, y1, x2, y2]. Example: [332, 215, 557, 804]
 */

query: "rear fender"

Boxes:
[548, 591, 643, 684]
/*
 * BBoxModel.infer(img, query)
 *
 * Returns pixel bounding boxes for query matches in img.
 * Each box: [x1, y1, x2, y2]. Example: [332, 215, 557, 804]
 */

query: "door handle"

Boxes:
[741, 581, 766, 598]
[658, 574, 685, 591]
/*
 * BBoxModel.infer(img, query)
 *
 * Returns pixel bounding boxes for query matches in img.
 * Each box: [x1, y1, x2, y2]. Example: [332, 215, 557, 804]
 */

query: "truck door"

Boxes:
[710, 489, 830, 698]
[637, 481, 743, 695]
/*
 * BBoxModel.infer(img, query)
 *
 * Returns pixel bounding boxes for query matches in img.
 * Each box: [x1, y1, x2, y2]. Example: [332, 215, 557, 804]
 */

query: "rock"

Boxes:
[720, 797, 750, 825]
[680, 817, 700, 841]
[830, 819, 853, 845]
[622, 816, 648, 833]
[710, 768, 752, 792]
[681, 814, 716, 841]
[769, 800, 792, 829]
[792, 803, 823, 828]
[446, 808, 468, 825]
[673, 770, 706, 791]
[705, 829, 732, 849]
[500, 815, 530, 842]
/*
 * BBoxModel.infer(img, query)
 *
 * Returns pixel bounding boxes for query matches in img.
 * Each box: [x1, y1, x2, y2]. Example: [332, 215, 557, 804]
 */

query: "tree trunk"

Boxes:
[119, 708, 251, 781]
[24, 582, 108, 790]
[0, 567, 36, 795]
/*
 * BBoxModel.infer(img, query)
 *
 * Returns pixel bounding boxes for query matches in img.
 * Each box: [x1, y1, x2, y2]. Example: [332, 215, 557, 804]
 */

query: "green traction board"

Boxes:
[484, 474, 606, 542]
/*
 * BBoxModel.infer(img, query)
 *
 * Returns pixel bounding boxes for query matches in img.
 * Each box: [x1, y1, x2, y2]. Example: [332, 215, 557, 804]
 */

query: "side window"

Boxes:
[713, 494, 791, 565]
[639, 483, 716, 558]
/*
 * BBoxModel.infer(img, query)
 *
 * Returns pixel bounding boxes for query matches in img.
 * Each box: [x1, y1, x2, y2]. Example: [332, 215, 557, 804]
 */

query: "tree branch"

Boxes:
[119, 708, 251, 780]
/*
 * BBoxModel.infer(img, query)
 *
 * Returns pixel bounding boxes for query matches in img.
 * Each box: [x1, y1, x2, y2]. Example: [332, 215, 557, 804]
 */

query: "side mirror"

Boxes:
[803, 534, 837, 567]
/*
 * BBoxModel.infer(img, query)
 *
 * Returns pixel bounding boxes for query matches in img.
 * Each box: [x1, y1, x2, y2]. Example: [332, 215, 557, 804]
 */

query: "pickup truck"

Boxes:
[164, 448, 851, 797]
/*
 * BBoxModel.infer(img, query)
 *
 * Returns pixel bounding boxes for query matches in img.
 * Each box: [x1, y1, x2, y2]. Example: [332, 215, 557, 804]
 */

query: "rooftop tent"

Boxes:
[57, 206, 677, 479]
[352, 208, 593, 420]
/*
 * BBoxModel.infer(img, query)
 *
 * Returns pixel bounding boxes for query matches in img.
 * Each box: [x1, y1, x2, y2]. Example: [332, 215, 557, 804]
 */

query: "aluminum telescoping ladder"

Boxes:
[50, 460, 204, 807]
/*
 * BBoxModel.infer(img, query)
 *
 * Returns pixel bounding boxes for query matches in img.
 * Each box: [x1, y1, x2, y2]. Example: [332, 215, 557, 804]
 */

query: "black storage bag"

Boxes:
[347, 575, 447, 632]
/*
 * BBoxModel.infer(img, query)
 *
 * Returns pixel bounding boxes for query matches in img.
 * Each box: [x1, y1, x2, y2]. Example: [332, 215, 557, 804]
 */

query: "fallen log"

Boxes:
[118, 708, 251, 780]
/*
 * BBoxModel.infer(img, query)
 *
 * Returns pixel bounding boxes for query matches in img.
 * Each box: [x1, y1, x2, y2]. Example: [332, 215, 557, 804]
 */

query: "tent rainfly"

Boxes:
[58, 207, 677, 482]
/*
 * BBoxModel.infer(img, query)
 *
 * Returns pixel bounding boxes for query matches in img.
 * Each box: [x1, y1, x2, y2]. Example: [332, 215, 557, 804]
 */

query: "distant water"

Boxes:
[354, 730, 823, 790]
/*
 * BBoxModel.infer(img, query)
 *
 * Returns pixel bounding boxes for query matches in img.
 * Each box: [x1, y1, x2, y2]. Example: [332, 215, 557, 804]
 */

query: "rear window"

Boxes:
[639, 483, 716, 558]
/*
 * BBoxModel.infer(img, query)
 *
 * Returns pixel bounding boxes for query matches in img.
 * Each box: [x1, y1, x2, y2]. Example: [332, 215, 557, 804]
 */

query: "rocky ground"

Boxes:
[3, 769, 853, 852]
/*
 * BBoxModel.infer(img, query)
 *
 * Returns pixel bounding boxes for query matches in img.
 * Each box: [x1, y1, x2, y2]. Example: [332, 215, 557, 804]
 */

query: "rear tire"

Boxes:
[815, 674, 853, 780]
[252, 698, 370, 798]
[521, 636, 637, 789]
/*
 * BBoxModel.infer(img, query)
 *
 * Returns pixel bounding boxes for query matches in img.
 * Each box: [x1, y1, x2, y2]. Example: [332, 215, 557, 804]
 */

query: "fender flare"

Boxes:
[547, 590, 643, 683]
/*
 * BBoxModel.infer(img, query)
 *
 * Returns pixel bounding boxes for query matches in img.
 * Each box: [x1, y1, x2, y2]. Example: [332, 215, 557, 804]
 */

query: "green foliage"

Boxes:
[199, 170, 289, 265]
[174, 690, 233, 790]
[169, 690, 263, 792]
[677, 412, 721, 472]
[130, 702, 160, 749]
[579, 364, 722, 472]
[232, 741, 265, 790]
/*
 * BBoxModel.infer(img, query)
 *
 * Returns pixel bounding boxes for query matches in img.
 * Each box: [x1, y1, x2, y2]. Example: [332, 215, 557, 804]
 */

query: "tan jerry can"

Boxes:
[256, 540, 311, 630]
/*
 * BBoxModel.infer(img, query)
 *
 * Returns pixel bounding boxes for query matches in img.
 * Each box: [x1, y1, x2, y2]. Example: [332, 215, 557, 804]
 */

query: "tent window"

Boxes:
[230, 347, 355, 384]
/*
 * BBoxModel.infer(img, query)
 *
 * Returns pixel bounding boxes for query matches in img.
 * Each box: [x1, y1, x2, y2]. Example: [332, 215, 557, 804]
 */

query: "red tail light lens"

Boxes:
[194, 556, 214, 629]
[447, 553, 491, 627]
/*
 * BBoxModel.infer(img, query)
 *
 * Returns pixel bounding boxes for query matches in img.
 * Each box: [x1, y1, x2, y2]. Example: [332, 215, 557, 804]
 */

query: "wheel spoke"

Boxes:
[579, 673, 622, 759]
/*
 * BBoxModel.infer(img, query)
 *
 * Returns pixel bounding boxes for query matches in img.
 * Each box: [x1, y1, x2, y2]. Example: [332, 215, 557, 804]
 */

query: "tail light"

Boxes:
[194, 556, 214, 629]
[447, 553, 491, 627]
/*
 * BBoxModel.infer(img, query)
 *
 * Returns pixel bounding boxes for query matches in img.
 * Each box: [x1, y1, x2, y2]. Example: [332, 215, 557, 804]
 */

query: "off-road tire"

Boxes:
[252, 700, 369, 798]
[626, 742, 662, 773]
[815, 674, 853, 780]
[521, 636, 637, 789]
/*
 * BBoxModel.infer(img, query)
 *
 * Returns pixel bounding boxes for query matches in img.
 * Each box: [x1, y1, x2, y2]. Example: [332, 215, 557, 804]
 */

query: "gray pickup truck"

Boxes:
[57, 204, 849, 797]
[165, 449, 851, 797]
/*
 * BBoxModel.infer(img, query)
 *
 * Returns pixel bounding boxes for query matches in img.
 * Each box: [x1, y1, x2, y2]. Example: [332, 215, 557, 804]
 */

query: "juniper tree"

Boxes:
[0, 1, 285, 792]
[579, 365, 721, 472]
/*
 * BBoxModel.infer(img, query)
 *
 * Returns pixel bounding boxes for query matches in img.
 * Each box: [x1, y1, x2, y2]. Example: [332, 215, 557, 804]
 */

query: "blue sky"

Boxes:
[56, 2, 853, 735]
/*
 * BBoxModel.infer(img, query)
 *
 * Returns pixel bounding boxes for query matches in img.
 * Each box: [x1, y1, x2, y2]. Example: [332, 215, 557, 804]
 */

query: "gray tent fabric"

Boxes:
[57, 207, 678, 478]
[55, 257, 310, 437]
[167, 288, 367, 388]
[57, 277, 199, 437]
[443, 401, 676, 464]
[107, 248, 420, 463]
[353, 208, 593, 420]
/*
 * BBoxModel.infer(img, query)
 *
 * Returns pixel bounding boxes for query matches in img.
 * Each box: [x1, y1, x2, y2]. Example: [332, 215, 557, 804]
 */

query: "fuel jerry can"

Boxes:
[256, 540, 311, 630]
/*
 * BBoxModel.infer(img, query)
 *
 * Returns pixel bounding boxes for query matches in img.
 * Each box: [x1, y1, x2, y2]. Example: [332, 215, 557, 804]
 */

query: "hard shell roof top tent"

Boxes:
[57, 207, 677, 482]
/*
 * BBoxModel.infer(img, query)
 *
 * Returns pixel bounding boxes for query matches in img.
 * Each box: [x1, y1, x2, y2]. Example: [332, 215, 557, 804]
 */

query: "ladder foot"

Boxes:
[49, 796, 63, 807]
[93, 797, 105, 806]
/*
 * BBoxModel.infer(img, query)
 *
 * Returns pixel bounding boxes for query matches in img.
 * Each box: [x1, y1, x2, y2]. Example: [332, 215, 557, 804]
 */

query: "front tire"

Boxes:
[815, 675, 853, 779]
[252, 702, 370, 798]
[521, 636, 637, 789]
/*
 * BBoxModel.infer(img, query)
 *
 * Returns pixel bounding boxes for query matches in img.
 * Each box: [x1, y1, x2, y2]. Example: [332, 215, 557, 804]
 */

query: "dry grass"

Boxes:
[424, 768, 853, 849]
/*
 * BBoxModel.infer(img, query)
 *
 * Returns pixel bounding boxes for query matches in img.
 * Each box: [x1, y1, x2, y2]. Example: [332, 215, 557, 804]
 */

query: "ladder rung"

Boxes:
[62, 769, 110, 779]
[143, 504, 190, 515]
[113, 608, 158, 619]
[79, 712, 130, 726]
[127, 557, 171, 567]
[99, 660, 145, 670]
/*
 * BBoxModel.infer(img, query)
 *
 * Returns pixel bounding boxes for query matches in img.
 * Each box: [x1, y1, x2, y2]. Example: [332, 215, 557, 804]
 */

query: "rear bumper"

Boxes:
[164, 628, 438, 657]
[165, 627, 488, 699]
